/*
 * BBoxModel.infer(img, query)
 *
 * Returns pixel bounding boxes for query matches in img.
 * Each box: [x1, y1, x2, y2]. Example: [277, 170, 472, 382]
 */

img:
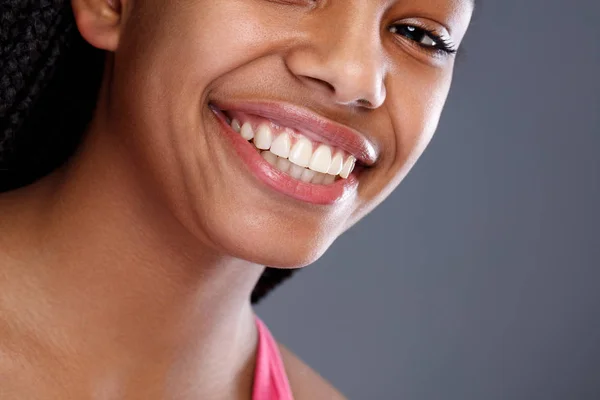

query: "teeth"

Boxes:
[270, 131, 291, 158]
[288, 163, 305, 180]
[261, 150, 277, 166]
[309, 144, 332, 173]
[300, 168, 316, 183]
[327, 151, 344, 175]
[265, 154, 337, 185]
[288, 137, 313, 168]
[311, 172, 325, 185]
[322, 174, 336, 185]
[339, 156, 356, 179]
[254, 124, 273, 150]
[231, 119, 241, 133]
[260, 150, 346, 185]
[229, 116, 358, 182]
[275, 156, 291, 173]
[240, 122, 254, 140]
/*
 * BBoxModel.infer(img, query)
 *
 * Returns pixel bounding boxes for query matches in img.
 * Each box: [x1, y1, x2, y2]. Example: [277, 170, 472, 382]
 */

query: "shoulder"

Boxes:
[277, 342, 347, 400]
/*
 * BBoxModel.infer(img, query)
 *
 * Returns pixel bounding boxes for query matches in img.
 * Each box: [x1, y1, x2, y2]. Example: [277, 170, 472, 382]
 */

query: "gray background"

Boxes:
[256, 0, 600, 399]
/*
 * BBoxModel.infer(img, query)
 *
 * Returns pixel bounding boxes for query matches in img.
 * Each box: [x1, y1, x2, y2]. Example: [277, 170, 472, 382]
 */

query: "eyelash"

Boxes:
[267, 1, 457, 56]
[389, 24, 457, 55]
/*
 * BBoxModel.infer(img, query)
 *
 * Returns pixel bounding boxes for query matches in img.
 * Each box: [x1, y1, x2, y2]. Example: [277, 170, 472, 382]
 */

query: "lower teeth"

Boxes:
[260, 151, 335, 185]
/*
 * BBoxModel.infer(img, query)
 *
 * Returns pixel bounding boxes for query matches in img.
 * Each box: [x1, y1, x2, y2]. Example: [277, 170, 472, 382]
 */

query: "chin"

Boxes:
[197, 204, 338, 268]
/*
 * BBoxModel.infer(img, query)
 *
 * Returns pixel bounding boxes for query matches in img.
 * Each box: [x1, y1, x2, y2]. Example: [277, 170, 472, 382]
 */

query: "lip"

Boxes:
[210, 100, 379, 166]
[210, 106, 362, 205]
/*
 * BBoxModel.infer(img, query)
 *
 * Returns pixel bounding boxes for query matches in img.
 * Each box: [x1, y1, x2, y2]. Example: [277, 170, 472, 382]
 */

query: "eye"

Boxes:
[266, 0, 315, 5]
[389, 24, 456, 55]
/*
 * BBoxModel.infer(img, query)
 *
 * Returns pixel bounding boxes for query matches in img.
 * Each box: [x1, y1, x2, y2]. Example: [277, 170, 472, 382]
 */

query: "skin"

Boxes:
[0, 0, 472, 398]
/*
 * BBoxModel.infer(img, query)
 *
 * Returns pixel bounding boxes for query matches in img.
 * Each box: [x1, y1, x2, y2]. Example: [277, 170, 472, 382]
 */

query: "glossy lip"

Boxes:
[210, 100, 379, 166]
[210, 106, 362, 206]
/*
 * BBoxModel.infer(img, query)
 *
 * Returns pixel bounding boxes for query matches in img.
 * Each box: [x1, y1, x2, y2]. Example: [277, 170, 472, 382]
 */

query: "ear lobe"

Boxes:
[71, 0, 123, 51]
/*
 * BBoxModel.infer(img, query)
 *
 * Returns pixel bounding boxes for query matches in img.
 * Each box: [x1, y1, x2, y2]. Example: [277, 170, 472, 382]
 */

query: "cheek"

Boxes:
[347, 66, 454, 225]
[145, 2, 285, 94]
[116, 2, 295, 156]
[389, 65, 453, 164]
[108, 2, 279, 185]
[117, 2, 276, 99]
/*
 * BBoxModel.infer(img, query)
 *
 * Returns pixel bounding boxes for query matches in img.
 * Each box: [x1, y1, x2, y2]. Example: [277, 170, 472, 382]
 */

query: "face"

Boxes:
[90, 0, 473, 268]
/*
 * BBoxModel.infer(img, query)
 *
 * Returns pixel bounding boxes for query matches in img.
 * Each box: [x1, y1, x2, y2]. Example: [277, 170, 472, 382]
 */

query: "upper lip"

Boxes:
[211, 100, 379, 166]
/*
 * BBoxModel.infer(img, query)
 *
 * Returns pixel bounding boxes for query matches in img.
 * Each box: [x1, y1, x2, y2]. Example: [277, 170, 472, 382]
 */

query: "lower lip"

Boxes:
[211, 106, 360, 205]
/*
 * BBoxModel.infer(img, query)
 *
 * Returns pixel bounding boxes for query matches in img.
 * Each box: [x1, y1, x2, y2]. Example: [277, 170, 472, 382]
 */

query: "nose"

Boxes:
[284, 14, 387, 109]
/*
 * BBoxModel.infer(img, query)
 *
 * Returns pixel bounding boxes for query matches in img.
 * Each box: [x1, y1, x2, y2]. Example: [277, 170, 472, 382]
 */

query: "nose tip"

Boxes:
[328, 60, 387, 108]
[296, 72, 386, 109]
[285, 43, 387, 110]
[334, 74, 387, 109]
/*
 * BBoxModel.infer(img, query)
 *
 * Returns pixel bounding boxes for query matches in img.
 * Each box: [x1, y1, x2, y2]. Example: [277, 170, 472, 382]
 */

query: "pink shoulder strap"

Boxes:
[252, 316, 294, 400]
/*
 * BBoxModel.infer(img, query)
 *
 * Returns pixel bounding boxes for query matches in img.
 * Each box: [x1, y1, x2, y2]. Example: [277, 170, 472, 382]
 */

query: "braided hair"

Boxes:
[0, 0, 295, 304]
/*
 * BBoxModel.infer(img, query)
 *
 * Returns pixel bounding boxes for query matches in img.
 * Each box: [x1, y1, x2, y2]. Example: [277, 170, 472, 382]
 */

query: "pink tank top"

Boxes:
[252, 317, 294, 400]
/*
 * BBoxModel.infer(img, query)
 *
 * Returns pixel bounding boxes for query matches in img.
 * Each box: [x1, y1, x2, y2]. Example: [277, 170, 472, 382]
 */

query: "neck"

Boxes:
[0, 113, 263, 399]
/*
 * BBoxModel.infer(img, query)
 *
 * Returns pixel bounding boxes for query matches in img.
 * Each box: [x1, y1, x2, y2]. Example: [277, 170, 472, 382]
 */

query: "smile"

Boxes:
[210, 101, 377, 205]
[225, 109, 357, 184]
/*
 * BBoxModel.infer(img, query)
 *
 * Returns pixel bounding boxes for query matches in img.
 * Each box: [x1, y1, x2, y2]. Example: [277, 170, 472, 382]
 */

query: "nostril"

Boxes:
[356, 98, 373, 108]
[299, 76, 379, 109]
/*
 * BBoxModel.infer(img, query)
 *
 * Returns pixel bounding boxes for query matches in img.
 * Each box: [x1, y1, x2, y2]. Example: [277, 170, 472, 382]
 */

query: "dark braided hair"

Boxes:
[0, 0, 295, 304]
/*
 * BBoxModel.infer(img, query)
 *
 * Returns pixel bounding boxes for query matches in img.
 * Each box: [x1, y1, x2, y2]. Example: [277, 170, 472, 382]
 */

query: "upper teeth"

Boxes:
[229, 117, 356, 182]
